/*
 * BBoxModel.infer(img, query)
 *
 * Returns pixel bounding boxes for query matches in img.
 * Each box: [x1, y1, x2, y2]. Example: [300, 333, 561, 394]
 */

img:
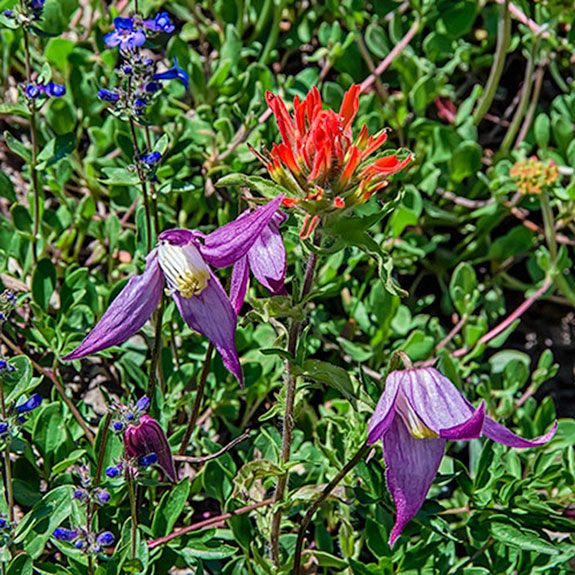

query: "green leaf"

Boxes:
[151, 480, 191, 537]
[4, 131, 32, 162]
[491, 520, 559, 555]
[294, 359, 357, 402]
[36, 133, 77, 170]
[450, 141, 482, 182]
[216, 173, 288, 199]
[32, 258, 57, 312]
[4, 356, 34, 405]
[7, 554, 32, 575]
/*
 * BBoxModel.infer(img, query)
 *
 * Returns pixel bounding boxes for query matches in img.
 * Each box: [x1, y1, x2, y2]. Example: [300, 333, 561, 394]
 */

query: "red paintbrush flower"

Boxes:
[256, 84, 411, 238]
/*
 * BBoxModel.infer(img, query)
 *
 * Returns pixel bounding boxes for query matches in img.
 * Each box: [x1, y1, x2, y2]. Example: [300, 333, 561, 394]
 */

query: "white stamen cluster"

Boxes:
[158, 240, 210, 298]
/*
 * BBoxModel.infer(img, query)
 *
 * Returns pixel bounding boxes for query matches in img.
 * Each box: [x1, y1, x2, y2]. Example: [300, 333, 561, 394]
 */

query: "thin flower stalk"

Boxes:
[473, 0, 511, 125]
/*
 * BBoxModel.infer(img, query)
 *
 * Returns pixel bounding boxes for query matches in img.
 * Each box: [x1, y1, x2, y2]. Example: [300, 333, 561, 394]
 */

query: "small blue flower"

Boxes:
[98, 89, 120, 103]
[43, 81, 66, 98]
[152, 58, 189, 90]
[112, 420, 124, 432]
[143, 81, 161, 94]
[3, 10, 13, 18]
[25, 84, 41, 99]
[0, 422, 8, 435]
[138, 453, 158, 467]
[74, 540, 85, 550]
[95, 489, 110, 504]
[96, 531, 114, 546]
[122, 65, 133, 76]
[104, 17, 146, 51]
[28, 0, 45, 11]
[105, 465, 122, 478]
[0, 359, 14, 372]
[125, 412, 135, 421]
[141, 152, 161, 166]
[73, 489, 87, 501]
[53, 528, 79, 541]
[144, 11, 175, 33]
[133, 97, 147, 110]
[135, 397, 150, 412]
[15, 394, 42, 413]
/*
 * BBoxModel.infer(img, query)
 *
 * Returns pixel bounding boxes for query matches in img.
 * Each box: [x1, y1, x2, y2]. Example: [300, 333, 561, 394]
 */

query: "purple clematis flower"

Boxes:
[62, 196, 284, 386]
[124, 414, 175, 481]
[104, 18, 146, 51]
[230, 210, 287, 312]
[152, 58, 189, 90]
[367, 366, 557, 547]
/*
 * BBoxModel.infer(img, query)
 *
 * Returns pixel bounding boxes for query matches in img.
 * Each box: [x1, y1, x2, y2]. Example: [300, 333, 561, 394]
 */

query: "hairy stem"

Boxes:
[292, 443, 370, 574]
[178, 343, 214, 455]
[270, 243, 319, 565]
[473, 0, 511, 125]
[93, 412, 112, 488]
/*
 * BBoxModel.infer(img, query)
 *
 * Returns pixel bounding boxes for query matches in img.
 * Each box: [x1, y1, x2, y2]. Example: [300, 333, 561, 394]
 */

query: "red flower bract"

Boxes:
[262, 84, 411, 209]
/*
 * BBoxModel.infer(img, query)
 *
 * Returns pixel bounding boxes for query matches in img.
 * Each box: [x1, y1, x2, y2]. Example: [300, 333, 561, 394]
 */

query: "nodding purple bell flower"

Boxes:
[104, 17, 146, 51]
[152, 58, 189, 90]
[367, 366, 558, 547]
[124, 415, 176, 482]
[135, 396, 150, 412]
[96, 531, 114, 546]
[53, 528, 79, 542]
[62, 196, 284, 387]
[141, 152, 161, 166]
[98, 89, 120, 102]
[143, 11, 175, 33]
[230, 210, 287, 312]
[105, 464, 122, 478]
[14, 394, 42, 413]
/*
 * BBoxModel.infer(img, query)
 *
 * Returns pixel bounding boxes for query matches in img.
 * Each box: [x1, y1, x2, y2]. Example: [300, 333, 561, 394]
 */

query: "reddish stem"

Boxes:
[147, 499, 273, 550]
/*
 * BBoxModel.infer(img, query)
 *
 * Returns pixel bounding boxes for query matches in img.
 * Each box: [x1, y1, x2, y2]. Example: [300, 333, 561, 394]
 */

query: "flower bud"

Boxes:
[15, 394, 42, 413]
[96, 531, 114, 546]
[53, 528, 79, 541]
[124, 414, 176, 481]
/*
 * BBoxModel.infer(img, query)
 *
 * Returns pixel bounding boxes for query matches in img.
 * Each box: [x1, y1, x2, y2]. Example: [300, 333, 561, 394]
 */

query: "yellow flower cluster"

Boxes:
[509, 157, 559, 195]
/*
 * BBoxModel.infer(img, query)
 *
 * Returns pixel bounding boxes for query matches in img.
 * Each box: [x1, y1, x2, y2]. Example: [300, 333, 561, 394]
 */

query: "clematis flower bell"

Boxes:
[230, 210, 287, 312]
[367, 365, 557, 547]
[62, 196, 284, 386]
[124, 414, 176, 481]
[258, 84, 411, 238]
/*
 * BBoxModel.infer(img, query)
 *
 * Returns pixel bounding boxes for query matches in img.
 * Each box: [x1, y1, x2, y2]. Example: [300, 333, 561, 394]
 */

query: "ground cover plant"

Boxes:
[0, 0, 574, 573]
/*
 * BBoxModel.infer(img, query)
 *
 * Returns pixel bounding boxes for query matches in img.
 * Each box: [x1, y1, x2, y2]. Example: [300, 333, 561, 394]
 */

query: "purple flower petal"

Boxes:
[401, 368, 475, 433]
[383, 416, 445, 547]
[230, 256, 249, 314]
[104, 31, 121, 47]
[200, 196, 284, 268]
[62, 251, 163, 360]
[158, 228, 197, 247]
[440, 401, 485, 440]
[483, 417, 557, 448]
[367, 370, 401, 445]
[247, 212, 287, 294]
[172, 270, 243, 386]
[124, 414, 176, 481]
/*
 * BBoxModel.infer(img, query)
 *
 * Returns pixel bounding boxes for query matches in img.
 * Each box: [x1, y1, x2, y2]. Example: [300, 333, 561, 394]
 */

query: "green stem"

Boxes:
[292, 443, 370, 575]
[126, 467, 138, 559]
[270, 240, 320, 566]
[93, 412, 112, 488]
[473, 0, 511, 125]
[259, 0, 287, 65]
[129, 118, 153, 252]
[146, 295, 165, 399]
[21, 25, 40, 262]
[540, 190, 575, 307]
[178, 342, 214, 455]
[0, 380, 13, 524]
[499, 40, 538, 156]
